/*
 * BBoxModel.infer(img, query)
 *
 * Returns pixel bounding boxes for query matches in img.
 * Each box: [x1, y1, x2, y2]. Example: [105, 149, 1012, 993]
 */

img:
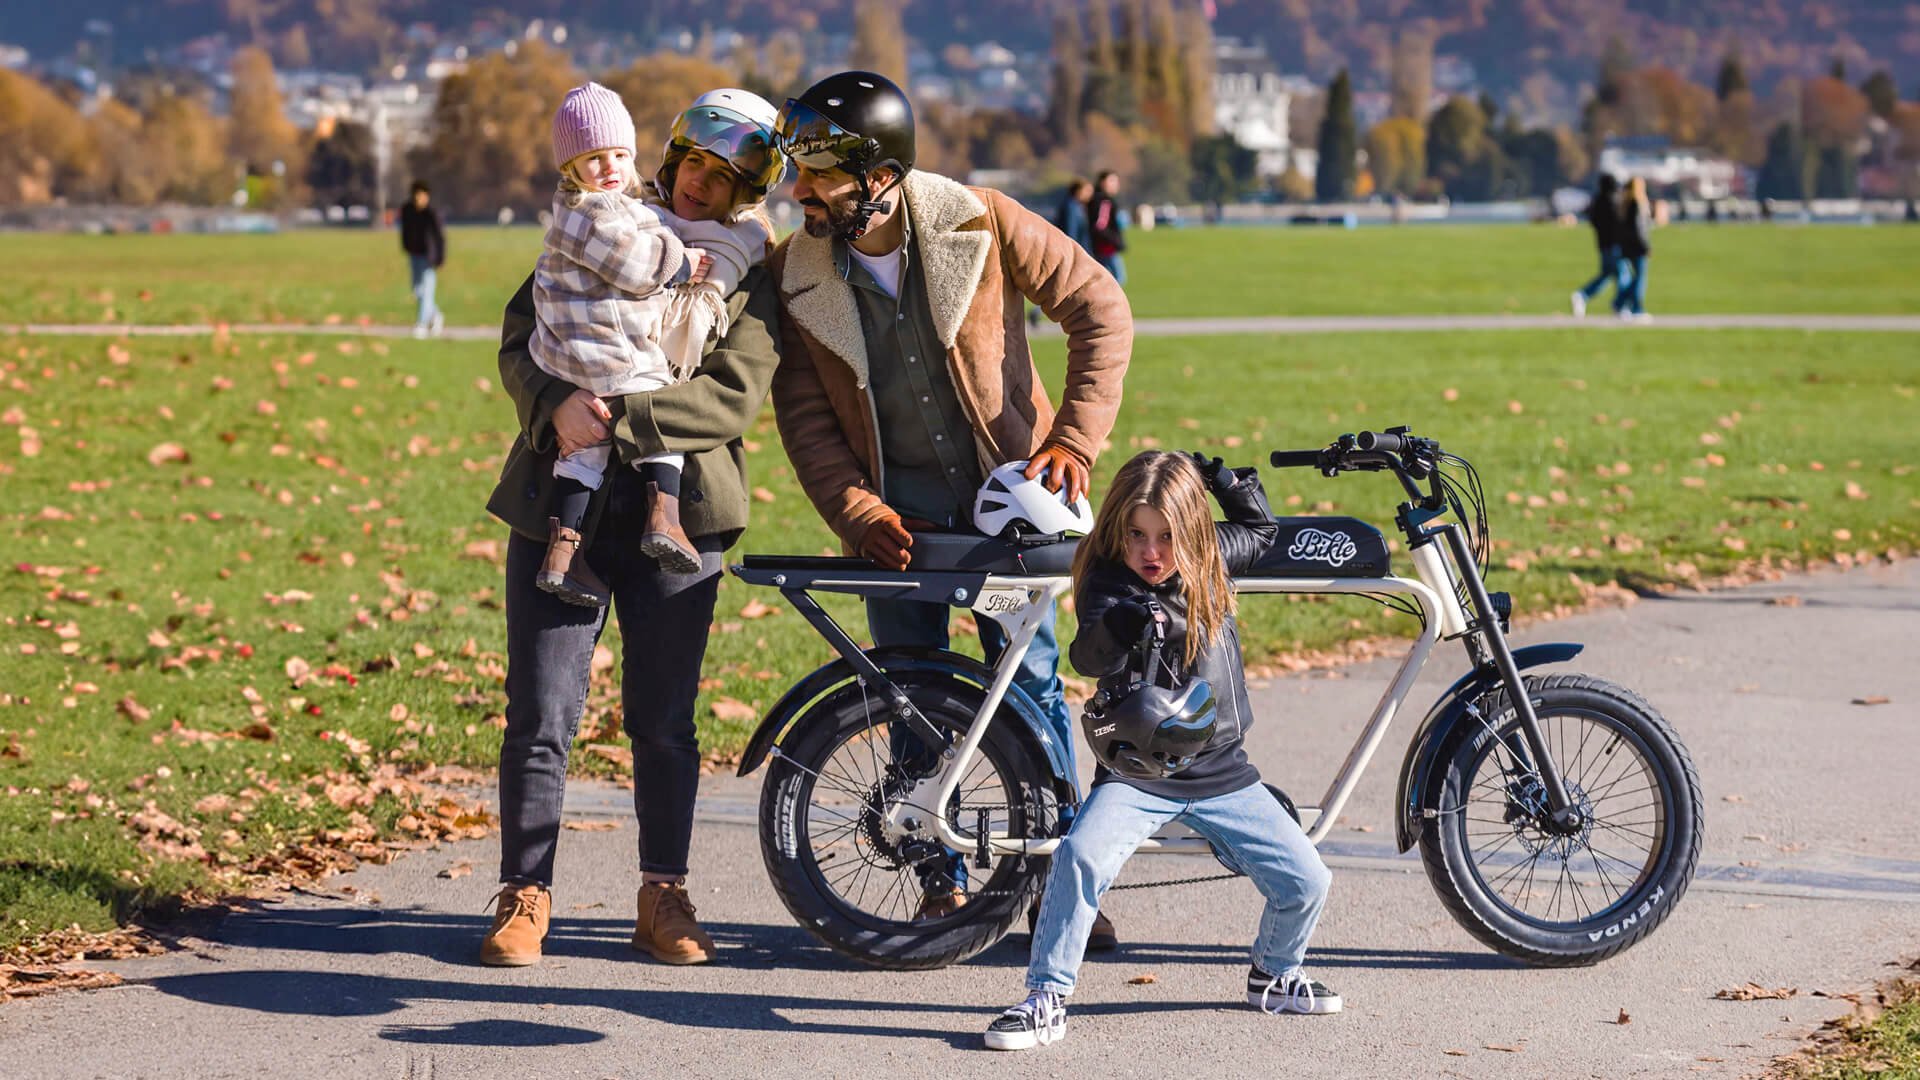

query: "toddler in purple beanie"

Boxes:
[528, 82, 786, 606]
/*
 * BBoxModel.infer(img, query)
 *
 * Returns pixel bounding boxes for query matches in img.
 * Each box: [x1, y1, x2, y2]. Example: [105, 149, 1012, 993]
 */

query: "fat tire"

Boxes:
[1418, 673, 1703, 967]
[757, 675, 1054, 970]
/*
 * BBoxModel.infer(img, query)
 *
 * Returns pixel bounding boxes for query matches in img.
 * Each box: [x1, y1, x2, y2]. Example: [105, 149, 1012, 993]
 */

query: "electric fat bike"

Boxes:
[731, 428, 1704, 970]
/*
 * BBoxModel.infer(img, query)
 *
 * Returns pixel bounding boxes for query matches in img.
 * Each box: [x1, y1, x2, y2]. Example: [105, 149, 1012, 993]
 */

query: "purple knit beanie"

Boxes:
[552, 83, 636, 170]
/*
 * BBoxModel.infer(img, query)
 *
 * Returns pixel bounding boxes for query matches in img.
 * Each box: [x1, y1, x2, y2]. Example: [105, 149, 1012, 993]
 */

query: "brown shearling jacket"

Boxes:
[769, 170, 1132, 549]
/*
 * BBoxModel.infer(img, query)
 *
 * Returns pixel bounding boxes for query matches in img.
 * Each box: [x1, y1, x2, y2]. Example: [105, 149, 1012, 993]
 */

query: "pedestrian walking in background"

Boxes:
[1054, 177, 1095, 255]
[399, 180, 446, 338]
[1088, 170, 1127, 286]
[1613, 176, 1654, 322]
[1569, 173, 1621, 318]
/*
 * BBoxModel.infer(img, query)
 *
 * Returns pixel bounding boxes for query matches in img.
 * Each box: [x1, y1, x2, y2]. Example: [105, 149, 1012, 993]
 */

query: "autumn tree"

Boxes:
[307, 119, 377, 209]
[411, 41, 579, 219]
[1118, 0, 1151, 118]
[1315, 68, 1355, 201]
[1427, 95, 1516, 200]
[229, 46, 304, 205]
[1177, 1, 1215, 141]
[1711, 50, 1761, 165]
[848, 0, 909, 90]
[602, 53, 736, 179]
[1189, 133, 1256, 204]
[1861, 70, 1898, 121]
[144, 92, 234, 205]
[1365, 116, 1426, 196]
[1390, 29, 1433, 121]
[1047, 2, 1085, 146]
[1803, 74, 1868, 197]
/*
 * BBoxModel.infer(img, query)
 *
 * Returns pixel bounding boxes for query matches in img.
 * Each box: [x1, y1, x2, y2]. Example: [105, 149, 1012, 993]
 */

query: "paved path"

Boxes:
[8, 312, 1920, 342]
[4, 561, 1917, 1079]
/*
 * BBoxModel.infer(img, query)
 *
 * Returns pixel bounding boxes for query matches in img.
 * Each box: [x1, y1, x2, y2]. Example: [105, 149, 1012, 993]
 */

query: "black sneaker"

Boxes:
[1247, 966, 1342, 1015]
[984, 990, 1067, 1051]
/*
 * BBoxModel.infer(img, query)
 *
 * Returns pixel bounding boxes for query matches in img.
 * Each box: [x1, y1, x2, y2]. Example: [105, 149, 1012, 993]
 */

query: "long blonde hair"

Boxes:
[1072, 451, 1235, 666]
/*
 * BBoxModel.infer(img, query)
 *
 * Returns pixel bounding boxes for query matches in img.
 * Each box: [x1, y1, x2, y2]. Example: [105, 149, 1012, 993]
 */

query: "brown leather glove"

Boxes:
[1024, 443, 1091, 504]
[859, 514, 914, 571]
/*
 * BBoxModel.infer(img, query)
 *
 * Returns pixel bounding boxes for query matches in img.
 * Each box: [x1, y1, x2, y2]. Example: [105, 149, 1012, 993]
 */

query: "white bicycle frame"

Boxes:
[903, 540, 1469, 860]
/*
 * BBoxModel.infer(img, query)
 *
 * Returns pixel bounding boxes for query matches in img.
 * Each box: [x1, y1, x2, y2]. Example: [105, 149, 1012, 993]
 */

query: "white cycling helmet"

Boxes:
[973, 460, 1095, 539]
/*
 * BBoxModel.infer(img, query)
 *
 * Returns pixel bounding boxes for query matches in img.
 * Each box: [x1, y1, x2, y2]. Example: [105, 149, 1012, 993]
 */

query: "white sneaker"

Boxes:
[412, 324, 429, 340]
[1570, 291, 1586, 318]
[984, 990, 1067, 1050]
[1248, 966, 1343, 1015]
[1614, 309, 1635, 322]
[1632, 312, 1654, 324]
[430, 310, 445, 337]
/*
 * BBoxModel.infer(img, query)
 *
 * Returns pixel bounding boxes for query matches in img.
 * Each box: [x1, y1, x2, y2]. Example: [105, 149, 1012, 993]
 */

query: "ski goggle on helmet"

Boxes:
[663, 91, 788, 197]
[775, 98, 886, 173]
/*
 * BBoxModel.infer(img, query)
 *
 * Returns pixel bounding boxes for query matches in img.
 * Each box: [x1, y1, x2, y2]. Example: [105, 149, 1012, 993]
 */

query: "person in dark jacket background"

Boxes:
[983, 451, 1339, 1052]
[1087, 169, 1127, 286]
[399, 180, 446, 338]
[1569, 173, 1620, 318]
[1612, 176, 1654, 321]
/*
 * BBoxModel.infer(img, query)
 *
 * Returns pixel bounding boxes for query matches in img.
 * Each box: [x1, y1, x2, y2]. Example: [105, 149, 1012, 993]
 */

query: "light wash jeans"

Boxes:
[866, 597, 1078, 891]
[408, 254, 440, 329]
[1027, 779, 1331, 995]
[1613, 255, 1649, 315]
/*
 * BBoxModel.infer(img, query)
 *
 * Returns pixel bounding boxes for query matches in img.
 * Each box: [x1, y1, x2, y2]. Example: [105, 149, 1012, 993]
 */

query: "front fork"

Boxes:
[1437, 524, 1585, 833]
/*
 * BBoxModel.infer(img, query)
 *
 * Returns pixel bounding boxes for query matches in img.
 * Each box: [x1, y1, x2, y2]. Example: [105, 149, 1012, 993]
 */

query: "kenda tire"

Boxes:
[1419, 674, 1703, 966]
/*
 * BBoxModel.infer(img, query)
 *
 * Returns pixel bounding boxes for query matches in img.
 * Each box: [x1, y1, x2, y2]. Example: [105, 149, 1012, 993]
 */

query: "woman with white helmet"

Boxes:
[481, 87, 788, 969]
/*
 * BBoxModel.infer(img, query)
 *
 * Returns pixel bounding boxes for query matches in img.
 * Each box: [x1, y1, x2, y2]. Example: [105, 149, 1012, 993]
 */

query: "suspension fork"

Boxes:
[1437, 524, 1583, 830]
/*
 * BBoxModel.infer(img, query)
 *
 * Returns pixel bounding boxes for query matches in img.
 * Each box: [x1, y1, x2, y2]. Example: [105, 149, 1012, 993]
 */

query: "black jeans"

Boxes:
[497, 469, 722, 885]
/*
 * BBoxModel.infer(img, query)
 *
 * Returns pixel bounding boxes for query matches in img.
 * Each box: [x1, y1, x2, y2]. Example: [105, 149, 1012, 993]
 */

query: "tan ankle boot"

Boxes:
[633, 882, 714, 964]
[639, 483, 700, 574]
[480, 883, 551, 967]
[535, 516, 609, 607]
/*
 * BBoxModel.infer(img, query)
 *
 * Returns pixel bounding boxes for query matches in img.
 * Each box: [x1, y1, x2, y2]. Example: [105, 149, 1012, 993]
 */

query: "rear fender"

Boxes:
[1392, 643, 1584, 852]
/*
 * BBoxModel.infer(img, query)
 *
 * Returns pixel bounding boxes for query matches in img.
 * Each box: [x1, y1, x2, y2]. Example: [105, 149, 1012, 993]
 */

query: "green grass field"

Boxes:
[3, 321, 1915, 950]
[5, 221, 1918, 327]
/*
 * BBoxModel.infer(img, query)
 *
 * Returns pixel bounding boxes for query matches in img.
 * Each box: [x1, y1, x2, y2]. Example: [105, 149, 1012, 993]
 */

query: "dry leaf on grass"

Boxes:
[739, 599, 779, 620]
[562, 819, 620, 831]
[711, 697, 757, 722]
[146, 442, 190, 466]
[1714, 982, 1797, 1001]
[583, 744, 633, 769]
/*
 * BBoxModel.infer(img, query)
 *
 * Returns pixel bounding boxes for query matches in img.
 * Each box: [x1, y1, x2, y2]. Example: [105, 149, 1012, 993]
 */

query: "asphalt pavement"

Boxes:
[4, 560, 1917, 1079]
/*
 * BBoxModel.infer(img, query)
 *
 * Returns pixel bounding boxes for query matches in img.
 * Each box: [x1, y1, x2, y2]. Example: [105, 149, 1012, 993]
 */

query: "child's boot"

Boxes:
[640, 483, 701, 574]
[536, 517, 610, 607]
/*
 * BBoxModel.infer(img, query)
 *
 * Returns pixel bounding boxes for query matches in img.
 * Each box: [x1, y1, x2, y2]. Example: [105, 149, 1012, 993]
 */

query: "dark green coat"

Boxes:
[486, 268, 784, 550]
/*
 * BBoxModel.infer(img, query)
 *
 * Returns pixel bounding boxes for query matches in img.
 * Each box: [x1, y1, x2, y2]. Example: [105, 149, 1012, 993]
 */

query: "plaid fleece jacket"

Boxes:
[529, 186, 769, 397]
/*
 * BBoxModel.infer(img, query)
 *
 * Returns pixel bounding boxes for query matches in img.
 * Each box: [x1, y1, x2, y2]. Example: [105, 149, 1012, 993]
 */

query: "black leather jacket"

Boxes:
[1070, 466, 1278, 798]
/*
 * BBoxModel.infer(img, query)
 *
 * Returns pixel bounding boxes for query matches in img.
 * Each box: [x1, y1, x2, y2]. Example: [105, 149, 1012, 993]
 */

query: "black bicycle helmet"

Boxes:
[1082, 677, 1217, 781]
[776, 70, 915, 237]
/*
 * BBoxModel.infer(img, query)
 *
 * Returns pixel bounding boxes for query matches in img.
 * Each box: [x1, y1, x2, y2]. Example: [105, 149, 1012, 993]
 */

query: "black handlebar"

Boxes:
[1269, 449, 1325, 469]
[1356, 430, 1404, 454]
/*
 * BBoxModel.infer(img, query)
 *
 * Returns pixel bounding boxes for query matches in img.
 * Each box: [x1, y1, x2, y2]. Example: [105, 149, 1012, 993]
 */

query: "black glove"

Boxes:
[1186, 451, 1231, 492]
[1100, 596, 1158, 647]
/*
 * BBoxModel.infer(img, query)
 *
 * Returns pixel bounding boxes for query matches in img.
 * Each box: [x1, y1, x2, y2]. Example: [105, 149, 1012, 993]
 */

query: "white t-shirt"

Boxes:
[848, 243, 904, 299]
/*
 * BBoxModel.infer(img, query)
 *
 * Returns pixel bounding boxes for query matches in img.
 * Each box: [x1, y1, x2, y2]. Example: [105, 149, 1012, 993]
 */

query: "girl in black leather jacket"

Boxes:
[984, 451, 1342, 1052]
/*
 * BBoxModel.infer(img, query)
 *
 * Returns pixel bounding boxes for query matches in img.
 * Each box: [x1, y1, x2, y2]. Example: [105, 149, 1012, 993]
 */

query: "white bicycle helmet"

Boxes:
[658, 88, 788, 199]
[973, 460, 1095, 539]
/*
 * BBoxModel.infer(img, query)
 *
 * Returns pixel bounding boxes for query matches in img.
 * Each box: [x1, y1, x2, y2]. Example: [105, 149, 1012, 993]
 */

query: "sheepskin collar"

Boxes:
[779, 171, 992, 388]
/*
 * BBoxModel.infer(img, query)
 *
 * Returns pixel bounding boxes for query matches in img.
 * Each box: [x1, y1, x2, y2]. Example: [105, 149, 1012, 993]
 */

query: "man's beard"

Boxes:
[801, 192, 864, 238]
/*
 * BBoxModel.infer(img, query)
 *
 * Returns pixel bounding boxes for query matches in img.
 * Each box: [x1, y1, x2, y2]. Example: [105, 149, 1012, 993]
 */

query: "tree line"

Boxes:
[5, 17, 1919, 215]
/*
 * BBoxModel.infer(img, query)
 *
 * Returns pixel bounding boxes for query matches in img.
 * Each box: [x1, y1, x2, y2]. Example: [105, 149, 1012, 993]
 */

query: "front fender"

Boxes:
[733, 647, 1075, 787]
[1393, 643, 1584, 852]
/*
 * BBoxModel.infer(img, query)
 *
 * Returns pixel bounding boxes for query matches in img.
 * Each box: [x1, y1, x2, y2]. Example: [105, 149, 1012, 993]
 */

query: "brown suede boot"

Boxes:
[479, 883, 551, 967]
[535, 516, 609, 607]
[916, 888, 968, 921]
[638, 483, 701, 574]
[633, 882, 715, 964]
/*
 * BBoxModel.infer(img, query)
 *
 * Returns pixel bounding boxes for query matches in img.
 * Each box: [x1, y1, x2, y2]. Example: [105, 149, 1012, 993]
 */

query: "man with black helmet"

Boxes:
[769, 71, 1133, 936]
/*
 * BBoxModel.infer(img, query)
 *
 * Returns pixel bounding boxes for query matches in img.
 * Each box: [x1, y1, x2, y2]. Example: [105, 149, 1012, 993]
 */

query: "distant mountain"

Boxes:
[13, 1, 1917, 108]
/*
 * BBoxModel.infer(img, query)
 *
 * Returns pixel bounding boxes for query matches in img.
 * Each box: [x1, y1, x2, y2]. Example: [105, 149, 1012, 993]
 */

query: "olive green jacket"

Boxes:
[486, 267, 783, 550]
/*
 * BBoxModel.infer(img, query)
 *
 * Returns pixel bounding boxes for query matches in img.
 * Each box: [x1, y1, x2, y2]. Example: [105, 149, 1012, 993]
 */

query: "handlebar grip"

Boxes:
[1269, 449, 1325, 468]
[1356, 430, 1404, 454]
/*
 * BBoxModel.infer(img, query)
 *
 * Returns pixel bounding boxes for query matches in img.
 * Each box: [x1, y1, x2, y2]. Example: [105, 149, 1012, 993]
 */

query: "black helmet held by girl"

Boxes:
[1079, 599, 1218, 780]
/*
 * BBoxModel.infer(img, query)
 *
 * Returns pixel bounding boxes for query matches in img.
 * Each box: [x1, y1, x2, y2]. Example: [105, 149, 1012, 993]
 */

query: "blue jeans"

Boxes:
[1613, 255, 1649, 314]
[866, 597, 1079, 890]
[409, 254, 440, 328]
[1097, 253, 1126, 287]
[1027, 780, 1331, 995]
[1577, 246, 1620, 300]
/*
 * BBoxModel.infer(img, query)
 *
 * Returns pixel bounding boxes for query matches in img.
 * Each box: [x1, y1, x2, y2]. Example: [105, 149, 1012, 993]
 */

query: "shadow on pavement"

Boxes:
[378, 1019, 606, 1046]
